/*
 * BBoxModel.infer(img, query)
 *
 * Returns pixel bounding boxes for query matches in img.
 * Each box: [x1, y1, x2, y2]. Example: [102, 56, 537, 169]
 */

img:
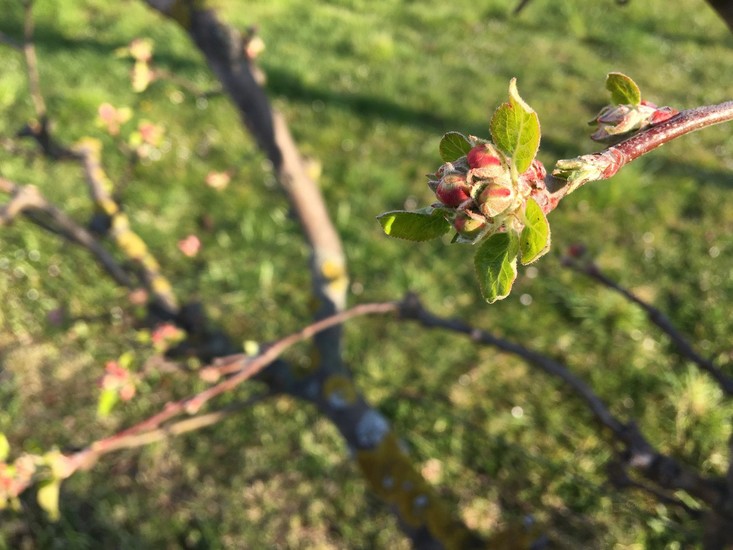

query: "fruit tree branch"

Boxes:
[563, 253, 733, 396]
[547, 101, 733, 203]
[397, 293, 730, 513]
[142, 3, 349, 369]
[0, 176, 133, 288]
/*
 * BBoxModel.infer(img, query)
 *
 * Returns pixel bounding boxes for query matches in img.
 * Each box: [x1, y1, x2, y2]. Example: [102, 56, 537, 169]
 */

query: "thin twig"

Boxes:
[398, 293, 624, 436]
[513, 0, 533, 14]
[73, 140, 179, 315]
[83, 394, 268, 455]
[565, 257, 733, 395]
[615, 102, 733, 166]
[68, 301, 397, 471]
[606, 460, 702, 518]
[397, 293, 728, 511]
[547, 101, 733, 202]
[0, 177, 133, 287]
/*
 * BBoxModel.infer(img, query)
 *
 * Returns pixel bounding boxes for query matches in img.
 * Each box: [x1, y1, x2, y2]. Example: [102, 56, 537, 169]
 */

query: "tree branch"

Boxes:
[563, 254, 733, 396]
[397, 293, 729, 513]
[54, 302, 395, 473]
[72, 139, 179, 316]
[0, 176, 133, 288]
[142, 1, 349, 371]
[706, 0, 733, 33]
[547, 101, 733, 202]
[398, 294, 624, 434]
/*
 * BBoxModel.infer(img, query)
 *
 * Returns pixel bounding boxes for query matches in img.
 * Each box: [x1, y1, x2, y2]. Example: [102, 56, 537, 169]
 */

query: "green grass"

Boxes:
[2, 0, 733, 547]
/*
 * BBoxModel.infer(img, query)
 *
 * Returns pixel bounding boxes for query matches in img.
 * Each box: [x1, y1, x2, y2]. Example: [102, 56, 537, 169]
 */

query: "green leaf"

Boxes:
[439, 132, 472, 163]
[0, 433, 9, 462]
[490, 78, 540, 174]
[474, 231, 519, 303]
[97, 388, 119, 418]
[520, 198, 551, 265]
[37, 479, 61, 521]
[377, 207, 451, 241]
[606, 72, 641, 105]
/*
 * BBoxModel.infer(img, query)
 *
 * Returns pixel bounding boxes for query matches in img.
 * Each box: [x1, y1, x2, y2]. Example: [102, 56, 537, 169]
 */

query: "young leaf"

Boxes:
[97, 387, 119, 418]
[377, 207, 451, 241]
[490, 79, 540, 174]
[520, 198, 551, 265]
[37, 479, 61, 521]
[474, 231, 519, 303]
[439, 132, 472, 162]
[606, 72, 641, 106]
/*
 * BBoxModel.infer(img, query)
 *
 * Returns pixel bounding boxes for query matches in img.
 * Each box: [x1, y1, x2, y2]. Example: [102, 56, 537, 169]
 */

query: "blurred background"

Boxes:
[1, 0, 733, 547]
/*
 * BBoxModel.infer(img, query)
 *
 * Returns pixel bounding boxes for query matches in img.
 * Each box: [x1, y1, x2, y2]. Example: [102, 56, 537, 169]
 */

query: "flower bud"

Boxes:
[590, 102, 679, 143]
[469, 163, 506, 182]
[478, 182, 515, 218]
[436, 173, 471, 207]
[649, 105, 679, 125]
[467, 144, 502, 169]
[453, 212, 487, 238]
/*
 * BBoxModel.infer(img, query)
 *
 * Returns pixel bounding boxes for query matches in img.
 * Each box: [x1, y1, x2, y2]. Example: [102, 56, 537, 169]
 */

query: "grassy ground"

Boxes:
[1, 0, 733, 547]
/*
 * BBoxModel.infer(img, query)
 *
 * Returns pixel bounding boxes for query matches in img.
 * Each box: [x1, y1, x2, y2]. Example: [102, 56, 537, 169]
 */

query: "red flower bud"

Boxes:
[467, 145, 502, 169]
[436, 174, 471, 207]
[649, 106, 679, 125]
[478, 183, 514, 218]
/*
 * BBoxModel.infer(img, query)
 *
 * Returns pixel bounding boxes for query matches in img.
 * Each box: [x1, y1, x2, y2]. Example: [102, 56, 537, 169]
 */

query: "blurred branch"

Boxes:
[22, 0, 46, 119]
[64, 302, 396, 471]
[0, 176, 133, 288]
[72, 139, 180, 316]
[563, 254, 733, 396]
[398, 294, 624, 435]
[133, 7, 497, 544]
[12, 127, 180, 315]
[55, 299, 492, 547]
[78, 394, 269, 455]
[397, 293, 730, 514]
[606, 460, 702, 518]
[16, 117, 80, 160]
[513, 0, 533, 14]
[187, 302, 398, 411]
[142, 1, 349, 373]
[706, 0, 733, 33]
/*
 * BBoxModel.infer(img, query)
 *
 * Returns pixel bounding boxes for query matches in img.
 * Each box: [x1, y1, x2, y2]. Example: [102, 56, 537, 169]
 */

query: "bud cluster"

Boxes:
[428, 139, 546, 241]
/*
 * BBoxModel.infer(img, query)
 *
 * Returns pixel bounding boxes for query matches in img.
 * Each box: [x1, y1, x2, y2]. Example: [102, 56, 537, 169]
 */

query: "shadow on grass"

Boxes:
[1, 15, 584, 162]
[263, 65, 575, 160]
[0, 19, 203, 77]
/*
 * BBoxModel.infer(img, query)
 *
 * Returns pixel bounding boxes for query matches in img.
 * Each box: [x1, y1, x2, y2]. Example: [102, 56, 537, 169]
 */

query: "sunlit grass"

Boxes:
[1, 0, 732, 547]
